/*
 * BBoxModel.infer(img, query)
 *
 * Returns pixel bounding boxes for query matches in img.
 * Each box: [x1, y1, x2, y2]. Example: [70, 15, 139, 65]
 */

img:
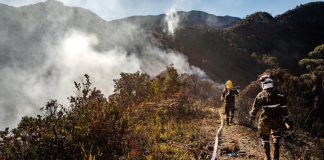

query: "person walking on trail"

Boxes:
[221, 80, 239, 126]
[249, 74, 292, 160]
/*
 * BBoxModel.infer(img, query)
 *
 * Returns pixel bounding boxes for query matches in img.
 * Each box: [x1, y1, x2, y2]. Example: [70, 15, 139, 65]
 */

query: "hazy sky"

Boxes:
[0, 0, 317, 20]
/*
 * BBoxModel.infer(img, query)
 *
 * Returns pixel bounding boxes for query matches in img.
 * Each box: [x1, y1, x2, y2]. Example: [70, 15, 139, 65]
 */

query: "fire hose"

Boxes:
[211, 108, 224, 160]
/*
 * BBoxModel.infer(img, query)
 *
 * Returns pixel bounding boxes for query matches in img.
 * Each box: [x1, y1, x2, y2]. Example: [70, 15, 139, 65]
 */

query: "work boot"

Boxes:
[274, 142, 280, 160]
[263, 141, 271, 160]
[230, 116, 234, 124]
[273, 135, 281, 160]
[230, 112, 234, 124]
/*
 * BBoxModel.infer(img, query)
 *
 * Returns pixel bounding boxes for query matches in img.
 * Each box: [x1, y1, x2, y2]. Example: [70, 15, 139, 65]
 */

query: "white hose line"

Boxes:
[211, 109, 224, 160]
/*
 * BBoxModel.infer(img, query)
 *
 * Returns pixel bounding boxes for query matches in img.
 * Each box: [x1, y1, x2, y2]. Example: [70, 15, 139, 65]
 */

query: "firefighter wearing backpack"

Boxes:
[221, 80, 239, 126]
[249, 74, 292, 160]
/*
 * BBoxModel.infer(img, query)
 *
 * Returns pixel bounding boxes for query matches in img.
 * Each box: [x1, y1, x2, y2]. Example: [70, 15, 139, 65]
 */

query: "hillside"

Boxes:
[0, 0, 241, 128]
[227, 1, 324, 71]
[0, 0, 239, 67]
[1, 67, 322, 159]
[1, 66, 322, 159]
[155, 1, 324, 86]
[1, 0, 323, 86]
[0, 66, 221, 159]
[113, 10, 240, 31]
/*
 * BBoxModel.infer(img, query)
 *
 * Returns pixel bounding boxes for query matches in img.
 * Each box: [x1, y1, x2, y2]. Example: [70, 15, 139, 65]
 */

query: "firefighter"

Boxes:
[249, 74, 291, 160]
[221, 80, 239, 125]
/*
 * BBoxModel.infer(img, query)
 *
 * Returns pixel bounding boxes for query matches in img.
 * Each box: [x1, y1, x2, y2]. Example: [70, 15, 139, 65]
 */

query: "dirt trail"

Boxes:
[197, 107, 294, 160]
[216, 124, 294, 159]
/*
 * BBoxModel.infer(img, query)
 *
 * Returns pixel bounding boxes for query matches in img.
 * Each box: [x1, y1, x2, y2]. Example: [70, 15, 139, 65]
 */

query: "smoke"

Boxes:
[164, 0, 196, 35]
[51, 28, 206, 98]
[48, 30, 142, 100]
[0, 0, 208, 129]
[0, 19, 206, 129]
[164, 0, 185, 35]
[164, 5, 180, 35]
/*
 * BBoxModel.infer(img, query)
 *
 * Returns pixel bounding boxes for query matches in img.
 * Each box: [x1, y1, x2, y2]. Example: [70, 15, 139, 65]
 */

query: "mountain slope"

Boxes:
[0, 0, 323, 86]
[111, 10, 240, 31]
[0, 0, 241, 128]
[154, 26, 265, 86]
[155, 1, 324, 86]
[224, 1, 324, 71]
[0, 0, 240, 70]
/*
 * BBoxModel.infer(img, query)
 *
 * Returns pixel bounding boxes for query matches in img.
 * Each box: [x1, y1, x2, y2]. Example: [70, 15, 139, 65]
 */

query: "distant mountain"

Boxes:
[155, 1, 324, 86]
[0, 0, 323, 87]
[226, 2, 324, 70]
[113, 10, 240, 31]
[0, 0, 110, 68]
[0, 0, 240, 68]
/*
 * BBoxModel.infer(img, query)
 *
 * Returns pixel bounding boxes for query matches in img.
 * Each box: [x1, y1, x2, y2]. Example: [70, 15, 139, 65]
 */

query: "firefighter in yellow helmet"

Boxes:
[221, 80, 239, 125]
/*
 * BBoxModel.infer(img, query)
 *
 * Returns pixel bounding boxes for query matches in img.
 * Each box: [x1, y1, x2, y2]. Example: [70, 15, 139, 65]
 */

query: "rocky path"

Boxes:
[216, 124, 293, 160]
[197, 107, 294, 160]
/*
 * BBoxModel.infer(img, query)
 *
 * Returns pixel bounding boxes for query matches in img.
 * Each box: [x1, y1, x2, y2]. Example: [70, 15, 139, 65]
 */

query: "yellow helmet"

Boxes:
[225, 80, 233, 89]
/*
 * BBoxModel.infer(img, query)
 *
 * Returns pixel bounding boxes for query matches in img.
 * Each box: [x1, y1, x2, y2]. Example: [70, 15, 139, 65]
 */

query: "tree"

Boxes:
[299, 44, 324, 105]
[299, 44, 324, 137]
[162, 64, 180, 97]
[299, 44, 324, 78]
[0, 75, 128, 159]
[110, 71, 152, 107]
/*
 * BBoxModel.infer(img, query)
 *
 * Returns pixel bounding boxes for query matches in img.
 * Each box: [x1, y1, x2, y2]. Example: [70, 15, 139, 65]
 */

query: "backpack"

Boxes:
[225, 89, 237, 103]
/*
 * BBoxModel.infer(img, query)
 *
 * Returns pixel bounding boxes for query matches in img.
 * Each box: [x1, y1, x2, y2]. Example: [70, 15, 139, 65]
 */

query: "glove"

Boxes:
[283, 116, 293, 130]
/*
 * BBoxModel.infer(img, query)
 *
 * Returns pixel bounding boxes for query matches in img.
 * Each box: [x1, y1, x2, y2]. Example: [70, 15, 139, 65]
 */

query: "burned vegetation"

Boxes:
[0, 65, 221, 159]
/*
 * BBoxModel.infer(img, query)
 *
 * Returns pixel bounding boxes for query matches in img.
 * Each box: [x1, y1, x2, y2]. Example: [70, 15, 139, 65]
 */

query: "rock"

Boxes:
[219, 147, 230, 155]
[248, 154, 256, 158]
[228, 142, 240, 152]
[227, 152, 237, 157]
[237, 151, 247, 157]
[207, 145, 213, 151]
[198, 151, 208, 160]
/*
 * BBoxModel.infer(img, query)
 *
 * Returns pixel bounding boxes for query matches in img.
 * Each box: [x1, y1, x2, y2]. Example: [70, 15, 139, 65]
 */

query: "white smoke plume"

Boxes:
[164, 0, 192, 35]
[0, 30, 141, 128]
[0, 0, 207, 129]
[165, 6, 180, 35]
[0, 24, 206, 129]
